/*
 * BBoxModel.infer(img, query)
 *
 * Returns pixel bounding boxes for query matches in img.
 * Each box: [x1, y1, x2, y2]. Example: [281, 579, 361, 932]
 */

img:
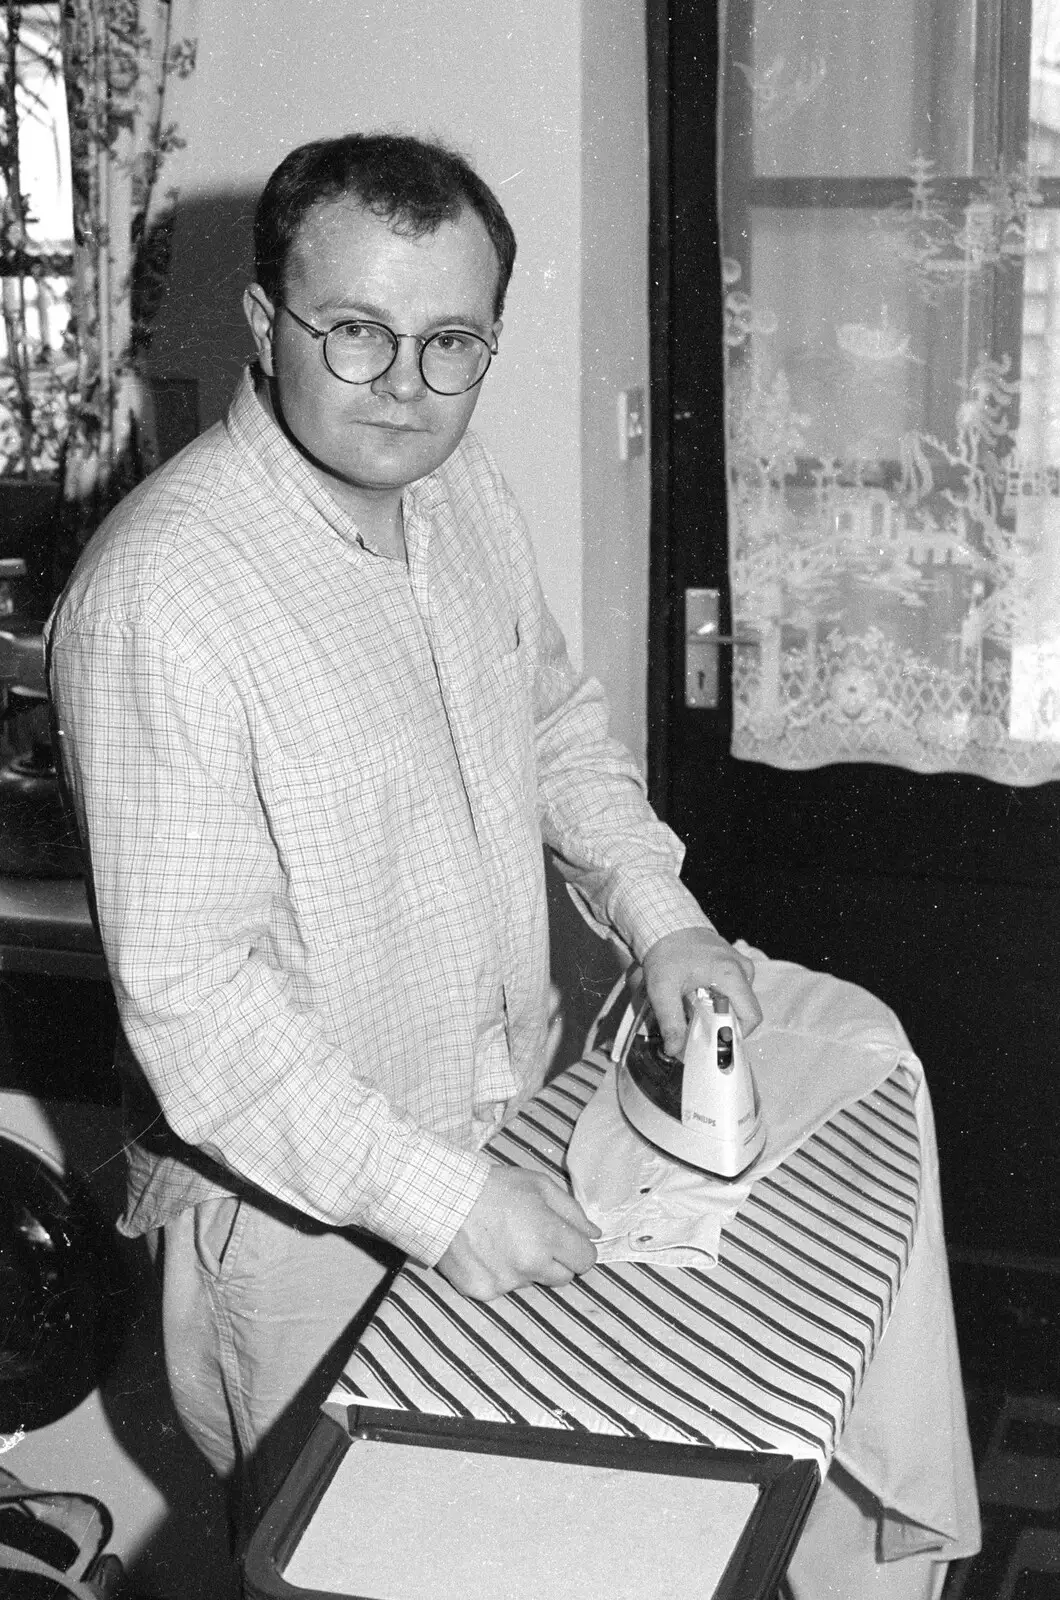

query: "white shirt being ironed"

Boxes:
[46, 367, 709, 1267]
[567, 946, 924, 1266]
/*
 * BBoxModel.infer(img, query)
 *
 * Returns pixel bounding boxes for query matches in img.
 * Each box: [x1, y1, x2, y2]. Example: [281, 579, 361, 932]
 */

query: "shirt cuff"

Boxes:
[362, 1129, 492, 1267]
[566, 875, 715, 963]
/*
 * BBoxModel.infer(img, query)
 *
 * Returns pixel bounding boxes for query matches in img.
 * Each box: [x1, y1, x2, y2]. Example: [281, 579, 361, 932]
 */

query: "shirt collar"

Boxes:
[225, 364, 450, 549]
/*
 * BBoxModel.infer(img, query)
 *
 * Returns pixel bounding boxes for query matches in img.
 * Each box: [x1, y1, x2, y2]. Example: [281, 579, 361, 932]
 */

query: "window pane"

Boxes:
[742, 208, 936, 464]
[1030, 0, 1060, 178]
[740, 0, 978, 179]
[0, 7, 73, 474]
[1019, 210, 1060, 460]
[0, 4, 73, 251]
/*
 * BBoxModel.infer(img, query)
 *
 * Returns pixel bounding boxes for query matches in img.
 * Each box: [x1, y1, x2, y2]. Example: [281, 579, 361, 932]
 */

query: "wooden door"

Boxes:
[646, 0, 1060, 1259]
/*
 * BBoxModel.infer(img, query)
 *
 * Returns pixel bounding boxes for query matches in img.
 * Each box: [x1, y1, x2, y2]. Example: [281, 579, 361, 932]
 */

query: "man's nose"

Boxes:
[372, 336, 427, 400]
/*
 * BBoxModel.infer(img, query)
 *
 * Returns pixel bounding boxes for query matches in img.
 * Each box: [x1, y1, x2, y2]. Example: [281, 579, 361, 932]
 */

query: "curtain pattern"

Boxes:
[59, 0, 198, 536]
[720, 0, 1060, 785]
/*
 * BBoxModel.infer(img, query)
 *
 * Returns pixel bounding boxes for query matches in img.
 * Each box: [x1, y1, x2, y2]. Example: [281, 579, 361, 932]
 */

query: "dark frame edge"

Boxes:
[716, 1456, 820, 1600]
[244, 1405, 820, 1600]
[242, 1411, 353, 1600]
[645, 0, 674, 819]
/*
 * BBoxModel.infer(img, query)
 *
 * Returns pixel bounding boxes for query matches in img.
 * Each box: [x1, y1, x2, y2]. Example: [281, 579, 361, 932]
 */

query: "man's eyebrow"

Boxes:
[314, 297, 491, 333]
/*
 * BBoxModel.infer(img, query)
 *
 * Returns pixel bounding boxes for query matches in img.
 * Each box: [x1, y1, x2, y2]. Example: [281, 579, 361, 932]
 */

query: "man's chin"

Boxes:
[308, 438, 438, 498]
[339, 424, 470, 488]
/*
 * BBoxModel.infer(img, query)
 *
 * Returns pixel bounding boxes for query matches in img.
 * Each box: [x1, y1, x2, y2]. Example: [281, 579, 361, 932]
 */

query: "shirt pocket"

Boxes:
[265, 735, 460, 949]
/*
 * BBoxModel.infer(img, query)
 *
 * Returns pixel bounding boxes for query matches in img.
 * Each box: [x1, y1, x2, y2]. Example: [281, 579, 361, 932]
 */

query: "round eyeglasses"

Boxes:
[277, 303, 497, 395]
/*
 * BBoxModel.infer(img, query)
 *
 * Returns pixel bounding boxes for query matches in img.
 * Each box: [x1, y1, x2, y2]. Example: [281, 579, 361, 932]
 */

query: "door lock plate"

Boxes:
[684, 589, 757, 708]
[685, 588, 721, 709]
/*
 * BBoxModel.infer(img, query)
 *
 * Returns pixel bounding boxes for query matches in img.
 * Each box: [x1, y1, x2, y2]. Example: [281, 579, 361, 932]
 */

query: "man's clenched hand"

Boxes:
[641, 926, 762, 1057]
[436, 1167, 600, 1301]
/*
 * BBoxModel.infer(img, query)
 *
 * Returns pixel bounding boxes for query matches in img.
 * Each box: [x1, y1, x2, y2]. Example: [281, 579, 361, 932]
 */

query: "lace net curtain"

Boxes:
[721, 0, 1060, 783]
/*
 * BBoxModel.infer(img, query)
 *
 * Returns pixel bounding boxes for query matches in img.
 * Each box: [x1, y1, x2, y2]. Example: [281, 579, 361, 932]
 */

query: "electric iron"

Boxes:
[614, 984, 766, 1178]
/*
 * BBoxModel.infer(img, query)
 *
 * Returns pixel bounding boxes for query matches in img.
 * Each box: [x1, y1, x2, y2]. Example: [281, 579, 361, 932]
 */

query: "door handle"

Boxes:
[685, 588, 758, 709]
[692, 633, 754, 646]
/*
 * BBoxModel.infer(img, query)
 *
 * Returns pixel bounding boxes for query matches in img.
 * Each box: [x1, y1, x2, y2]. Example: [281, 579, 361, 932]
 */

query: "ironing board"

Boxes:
[245, 943, 991, 1600]
[324, 977, 922, 1471]
[241, 966, 967, 1600]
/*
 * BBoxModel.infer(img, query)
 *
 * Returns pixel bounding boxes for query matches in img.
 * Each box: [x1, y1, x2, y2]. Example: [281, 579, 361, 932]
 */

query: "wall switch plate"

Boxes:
[618, 387, 646, 461]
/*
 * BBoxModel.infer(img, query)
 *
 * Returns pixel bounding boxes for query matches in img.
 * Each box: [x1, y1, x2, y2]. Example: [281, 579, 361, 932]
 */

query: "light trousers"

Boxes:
[152, 1194, 400, 1551]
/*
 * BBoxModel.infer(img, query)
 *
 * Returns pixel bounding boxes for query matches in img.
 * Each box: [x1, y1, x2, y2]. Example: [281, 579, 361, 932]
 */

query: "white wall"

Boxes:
[149, 0, 651, 759]
[580, 5, 652, 759]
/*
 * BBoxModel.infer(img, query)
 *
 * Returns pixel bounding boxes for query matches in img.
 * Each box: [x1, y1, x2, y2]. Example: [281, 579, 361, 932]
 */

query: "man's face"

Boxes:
[244, 198, 502, 512]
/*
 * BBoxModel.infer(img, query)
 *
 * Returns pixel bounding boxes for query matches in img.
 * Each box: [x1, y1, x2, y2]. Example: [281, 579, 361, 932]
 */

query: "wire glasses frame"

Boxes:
[276, 302, 497, 395]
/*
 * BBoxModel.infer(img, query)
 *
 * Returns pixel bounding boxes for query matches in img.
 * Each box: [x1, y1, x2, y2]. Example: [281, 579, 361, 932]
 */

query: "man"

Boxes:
[47, 132, 759, 1534]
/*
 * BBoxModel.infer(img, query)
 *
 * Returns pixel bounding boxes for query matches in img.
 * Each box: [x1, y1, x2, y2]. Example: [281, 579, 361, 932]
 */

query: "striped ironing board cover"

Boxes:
[330, 990, 922, 1476]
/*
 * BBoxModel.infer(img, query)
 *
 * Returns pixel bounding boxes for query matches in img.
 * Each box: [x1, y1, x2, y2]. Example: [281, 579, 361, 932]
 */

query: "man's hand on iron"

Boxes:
[641, 926, 762, 1055]
[435, 1167, 600, 1302]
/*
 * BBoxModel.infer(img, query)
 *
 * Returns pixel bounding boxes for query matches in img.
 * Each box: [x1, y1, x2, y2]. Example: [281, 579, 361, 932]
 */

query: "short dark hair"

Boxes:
[253, 132, 517, 320]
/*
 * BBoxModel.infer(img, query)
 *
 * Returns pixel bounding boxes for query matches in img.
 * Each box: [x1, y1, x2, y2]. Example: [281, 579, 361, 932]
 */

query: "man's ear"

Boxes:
[244, 285, 277, 376]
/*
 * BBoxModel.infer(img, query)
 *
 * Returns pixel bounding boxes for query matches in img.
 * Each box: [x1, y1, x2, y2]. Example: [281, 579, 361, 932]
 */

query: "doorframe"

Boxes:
[645, 0, 674, 815]
[645, 0, 730, 823]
